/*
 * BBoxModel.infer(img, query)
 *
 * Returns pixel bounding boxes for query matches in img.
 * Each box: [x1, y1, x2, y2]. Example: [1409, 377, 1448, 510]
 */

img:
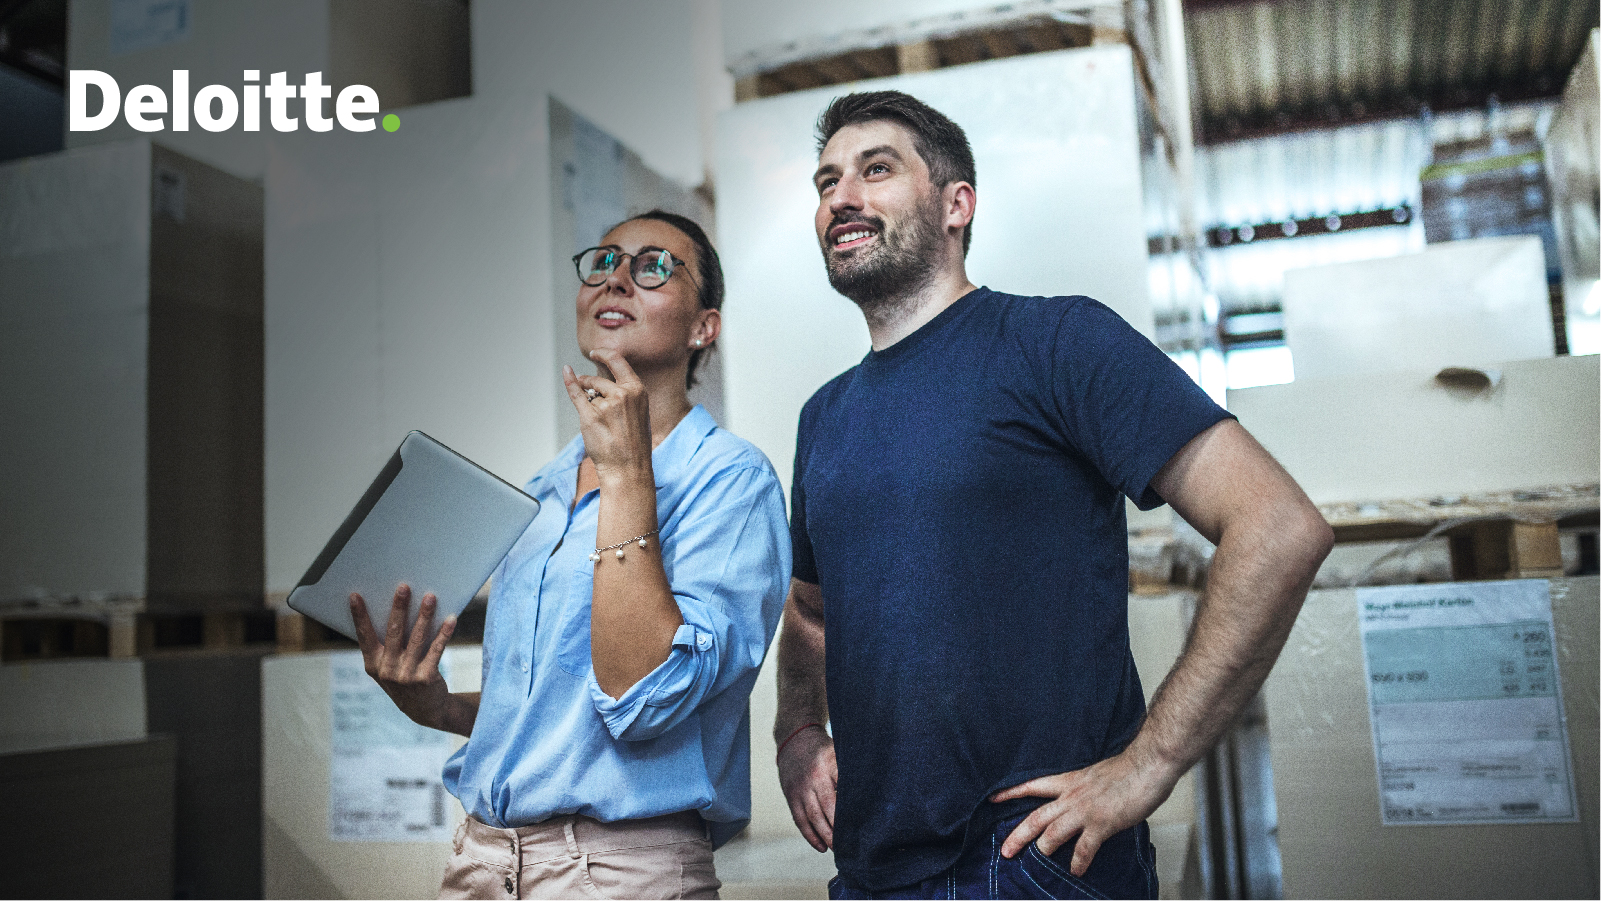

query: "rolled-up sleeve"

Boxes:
[588, 464, 790, 741]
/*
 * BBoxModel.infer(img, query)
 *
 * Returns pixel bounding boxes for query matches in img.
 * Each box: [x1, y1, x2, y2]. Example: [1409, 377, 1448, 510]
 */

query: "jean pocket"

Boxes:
[1012, 821, 1157, 901]
[1013, 844, 1111, 900]
[555, 565, 596, 676]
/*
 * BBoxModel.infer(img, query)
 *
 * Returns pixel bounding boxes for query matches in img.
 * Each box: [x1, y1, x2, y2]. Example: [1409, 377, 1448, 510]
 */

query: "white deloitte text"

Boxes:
[69, 70, 381, 133]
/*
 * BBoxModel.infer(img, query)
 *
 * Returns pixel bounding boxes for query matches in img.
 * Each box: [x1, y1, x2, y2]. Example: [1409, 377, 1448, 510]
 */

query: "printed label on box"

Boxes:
[328, 652, 455, 842]
[1357, 579, 1578, 825]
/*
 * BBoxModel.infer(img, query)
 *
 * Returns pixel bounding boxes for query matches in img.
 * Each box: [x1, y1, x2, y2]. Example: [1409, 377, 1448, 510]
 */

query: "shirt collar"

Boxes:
[650, 404, 717, 485]
[530, 404, 717, 507]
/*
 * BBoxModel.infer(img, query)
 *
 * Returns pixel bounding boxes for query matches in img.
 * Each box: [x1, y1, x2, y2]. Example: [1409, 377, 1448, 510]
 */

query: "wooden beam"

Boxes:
[1447, 520, 1566, 581]
[1448, 523, 1502, 580]
[934, 34, 987, 67]
[851, 46, 899, 78]
[203, 611, 245, 648]
[896, 41, 940, 74]
[110, 613, 140, 659]
[980, 31, 1019, 61]
[277, 611, 309, 653]
[1510, 521, 1565, 578]
[1019, 21, 1070, 53]
[1092, 24, 1129, 45]
[811, 54, 873, 85]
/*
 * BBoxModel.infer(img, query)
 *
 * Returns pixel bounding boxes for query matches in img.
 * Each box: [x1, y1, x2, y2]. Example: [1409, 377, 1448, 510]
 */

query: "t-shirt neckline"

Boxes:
[862, 286, 990, 366]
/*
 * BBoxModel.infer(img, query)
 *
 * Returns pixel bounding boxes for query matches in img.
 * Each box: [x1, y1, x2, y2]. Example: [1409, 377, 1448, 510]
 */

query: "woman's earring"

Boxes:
[694, 339, 704, 347]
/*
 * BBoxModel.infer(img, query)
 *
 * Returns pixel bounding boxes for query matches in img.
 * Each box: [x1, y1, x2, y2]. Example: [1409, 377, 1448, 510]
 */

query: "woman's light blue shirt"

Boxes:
[442, 405, 790, 847]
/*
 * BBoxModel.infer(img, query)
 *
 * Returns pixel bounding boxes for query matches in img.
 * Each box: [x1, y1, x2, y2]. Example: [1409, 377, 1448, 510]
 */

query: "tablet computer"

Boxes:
[287, 431, 540, 640]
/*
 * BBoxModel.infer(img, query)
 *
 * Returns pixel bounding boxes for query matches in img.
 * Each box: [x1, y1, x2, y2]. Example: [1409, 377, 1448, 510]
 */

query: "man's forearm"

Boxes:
[774, 579, 829, 742]
[1130, 502, 1331, 781]
[994, 422, 1332, 871]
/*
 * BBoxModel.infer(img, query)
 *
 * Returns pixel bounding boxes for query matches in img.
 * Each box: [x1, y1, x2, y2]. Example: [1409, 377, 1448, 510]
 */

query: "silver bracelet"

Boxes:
[589, 528, 660, 563]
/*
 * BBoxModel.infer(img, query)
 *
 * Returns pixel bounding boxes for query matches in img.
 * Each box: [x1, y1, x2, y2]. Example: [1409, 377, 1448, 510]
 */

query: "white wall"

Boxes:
[0, 141, 150, 599]
[472, 0, 708, 189]
[715, 45, 1152, 486]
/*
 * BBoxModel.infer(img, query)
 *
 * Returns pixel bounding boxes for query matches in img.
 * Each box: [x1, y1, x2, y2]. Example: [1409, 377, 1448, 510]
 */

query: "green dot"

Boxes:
[382, 114, 400, 132]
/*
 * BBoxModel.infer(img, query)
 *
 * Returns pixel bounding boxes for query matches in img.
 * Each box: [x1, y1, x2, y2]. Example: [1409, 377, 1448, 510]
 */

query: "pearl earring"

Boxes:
[694, 339, 703, 347]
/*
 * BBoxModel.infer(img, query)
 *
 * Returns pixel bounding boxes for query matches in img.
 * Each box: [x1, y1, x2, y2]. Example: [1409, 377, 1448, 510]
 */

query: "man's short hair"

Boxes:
[815, 90, 977, 255]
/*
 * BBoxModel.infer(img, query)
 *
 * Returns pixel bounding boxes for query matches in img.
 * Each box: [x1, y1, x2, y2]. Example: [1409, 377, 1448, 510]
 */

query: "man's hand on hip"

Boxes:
[777, 726, 838, 852]
[990, 744, 1177, 876]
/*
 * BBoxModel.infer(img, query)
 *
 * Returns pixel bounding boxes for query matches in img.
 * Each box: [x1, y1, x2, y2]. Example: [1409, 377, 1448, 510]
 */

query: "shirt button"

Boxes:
[504, 875, 515, 894]
[696, 633, 711, 650]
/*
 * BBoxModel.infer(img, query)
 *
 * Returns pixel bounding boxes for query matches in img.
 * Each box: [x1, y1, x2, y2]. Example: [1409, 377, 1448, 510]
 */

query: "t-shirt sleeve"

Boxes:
[1048, 298, 1234, 510]
[790, 401, 819, 585]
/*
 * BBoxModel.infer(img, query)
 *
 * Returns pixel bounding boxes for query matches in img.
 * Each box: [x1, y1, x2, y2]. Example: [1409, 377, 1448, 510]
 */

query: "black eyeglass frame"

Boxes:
[572, 246, 701, 293]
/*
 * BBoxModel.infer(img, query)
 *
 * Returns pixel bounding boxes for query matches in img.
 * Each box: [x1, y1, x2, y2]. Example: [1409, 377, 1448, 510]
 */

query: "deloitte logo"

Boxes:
[69, 70, 399, 134]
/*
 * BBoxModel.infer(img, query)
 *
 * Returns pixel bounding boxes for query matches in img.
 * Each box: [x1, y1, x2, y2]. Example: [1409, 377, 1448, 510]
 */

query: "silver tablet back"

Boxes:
[287, 431, 540, 640]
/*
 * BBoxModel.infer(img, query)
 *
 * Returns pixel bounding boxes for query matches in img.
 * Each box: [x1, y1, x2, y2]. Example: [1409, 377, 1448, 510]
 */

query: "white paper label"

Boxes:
[1357, 580, 1578, 825]
[328, 652, 455, 842]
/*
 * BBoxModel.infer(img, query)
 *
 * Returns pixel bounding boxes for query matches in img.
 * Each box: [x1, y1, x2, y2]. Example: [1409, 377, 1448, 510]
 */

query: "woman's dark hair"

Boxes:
[607, 209, 724, 389]
[815, 91, 977, 256]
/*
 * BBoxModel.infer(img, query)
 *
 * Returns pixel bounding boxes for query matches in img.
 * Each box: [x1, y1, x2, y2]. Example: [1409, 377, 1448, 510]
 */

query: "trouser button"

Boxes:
[504, 874, 515, 894]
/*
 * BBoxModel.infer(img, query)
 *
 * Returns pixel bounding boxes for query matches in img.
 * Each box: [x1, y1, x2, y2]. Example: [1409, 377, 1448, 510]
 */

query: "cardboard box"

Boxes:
[0, 735, 177, 899]
[1263, 578, 1599, 898]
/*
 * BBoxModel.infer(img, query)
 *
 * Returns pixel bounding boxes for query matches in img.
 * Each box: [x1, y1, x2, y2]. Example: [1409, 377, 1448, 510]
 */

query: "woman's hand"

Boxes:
[351, 584, 468, 734]
[562, 349, 654, 483]
[561, 347, 681, 699]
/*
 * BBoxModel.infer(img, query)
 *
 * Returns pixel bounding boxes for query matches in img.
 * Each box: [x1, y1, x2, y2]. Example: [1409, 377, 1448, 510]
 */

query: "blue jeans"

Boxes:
[827, 816, 1157, 900]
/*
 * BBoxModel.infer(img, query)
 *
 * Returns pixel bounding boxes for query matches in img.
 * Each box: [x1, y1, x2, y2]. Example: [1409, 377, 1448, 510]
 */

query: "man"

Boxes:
[774, 91, 1333, 899]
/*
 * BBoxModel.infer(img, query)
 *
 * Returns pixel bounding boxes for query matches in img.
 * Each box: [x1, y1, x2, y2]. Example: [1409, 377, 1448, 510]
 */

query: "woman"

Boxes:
[350, 210, 790, 900]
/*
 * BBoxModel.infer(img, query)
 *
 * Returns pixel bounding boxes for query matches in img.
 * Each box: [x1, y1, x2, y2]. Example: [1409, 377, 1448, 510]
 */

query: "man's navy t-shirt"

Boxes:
[790, 288, 1232, 890]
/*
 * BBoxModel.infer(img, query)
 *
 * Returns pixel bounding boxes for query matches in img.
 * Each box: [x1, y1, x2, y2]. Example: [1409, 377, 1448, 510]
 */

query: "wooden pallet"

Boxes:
[267, 592, 487, 654]
[271, 611, 358, 654]
[734, 14, 1127, 102]
[0, 597, 277, 663]
[1319, 483, 1599, 581]
[1124, 483, 1598, 593]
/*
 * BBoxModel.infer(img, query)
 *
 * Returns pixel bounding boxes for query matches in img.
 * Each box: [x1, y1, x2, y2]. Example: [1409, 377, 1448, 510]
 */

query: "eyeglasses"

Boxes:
[572, 246, 699, 291]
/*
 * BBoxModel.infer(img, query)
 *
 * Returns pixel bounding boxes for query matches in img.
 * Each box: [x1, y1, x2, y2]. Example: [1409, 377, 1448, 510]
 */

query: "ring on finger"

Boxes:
[584, 387, 598, 402]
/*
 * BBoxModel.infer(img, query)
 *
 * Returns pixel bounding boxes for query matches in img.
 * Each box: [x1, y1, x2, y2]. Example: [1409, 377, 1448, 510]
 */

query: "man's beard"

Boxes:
[822, 193, 945, 323]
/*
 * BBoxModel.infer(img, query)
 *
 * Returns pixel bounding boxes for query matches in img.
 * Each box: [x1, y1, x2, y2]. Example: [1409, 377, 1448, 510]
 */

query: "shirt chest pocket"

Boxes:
[554, 562, 596, 677]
